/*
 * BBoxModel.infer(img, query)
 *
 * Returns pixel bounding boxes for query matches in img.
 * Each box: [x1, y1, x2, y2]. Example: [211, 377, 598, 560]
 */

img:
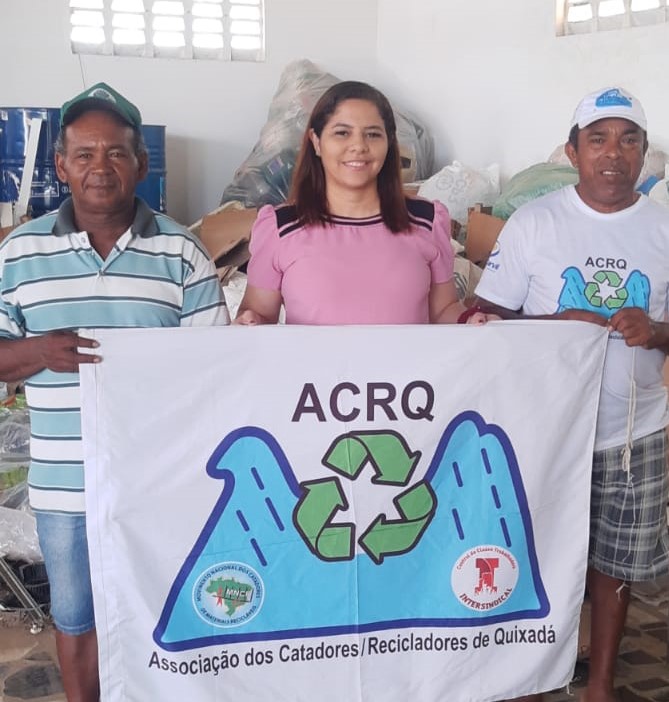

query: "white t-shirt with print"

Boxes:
[476, 185, 669, 450]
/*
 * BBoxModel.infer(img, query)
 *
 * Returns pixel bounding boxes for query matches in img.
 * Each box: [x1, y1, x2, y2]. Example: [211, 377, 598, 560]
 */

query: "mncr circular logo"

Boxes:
[193, 562, 264, 628]
[451, 545, 518, 611]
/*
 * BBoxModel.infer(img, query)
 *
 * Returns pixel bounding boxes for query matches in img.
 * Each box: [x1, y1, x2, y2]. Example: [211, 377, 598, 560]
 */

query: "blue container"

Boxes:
[0, 107, 68, 217]
[0, 108, 166, 216]
[136, 124, 166, 213]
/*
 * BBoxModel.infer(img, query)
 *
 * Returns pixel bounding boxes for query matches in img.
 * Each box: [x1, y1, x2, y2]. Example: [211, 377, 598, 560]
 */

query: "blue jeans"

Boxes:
[35, 512, 95, 635]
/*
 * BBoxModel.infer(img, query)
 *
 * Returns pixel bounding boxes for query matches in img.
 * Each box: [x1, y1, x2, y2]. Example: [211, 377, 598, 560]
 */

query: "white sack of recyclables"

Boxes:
[417, 161, 501, 225]
[649, 179, 669, 208]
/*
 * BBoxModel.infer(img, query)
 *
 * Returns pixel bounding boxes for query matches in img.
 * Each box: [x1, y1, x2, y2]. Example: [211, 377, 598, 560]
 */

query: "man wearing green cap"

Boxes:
[0, 83, 229, 701]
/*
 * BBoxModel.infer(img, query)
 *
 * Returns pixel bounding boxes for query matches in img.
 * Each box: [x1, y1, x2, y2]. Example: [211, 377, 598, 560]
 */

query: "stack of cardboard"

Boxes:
[465, 204, 505, 265]
[190, 203, 257, 284]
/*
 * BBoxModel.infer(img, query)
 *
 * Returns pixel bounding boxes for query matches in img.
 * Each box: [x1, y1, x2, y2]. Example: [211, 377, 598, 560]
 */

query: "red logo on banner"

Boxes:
[451, 546, 518, 611]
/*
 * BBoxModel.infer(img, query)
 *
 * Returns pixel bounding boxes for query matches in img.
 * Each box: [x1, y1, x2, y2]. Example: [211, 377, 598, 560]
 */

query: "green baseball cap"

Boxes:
[60, 82, 142, 129]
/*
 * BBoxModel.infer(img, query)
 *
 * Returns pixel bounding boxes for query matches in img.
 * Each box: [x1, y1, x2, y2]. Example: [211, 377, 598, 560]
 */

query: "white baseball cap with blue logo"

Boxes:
[571, 87, 647, 131]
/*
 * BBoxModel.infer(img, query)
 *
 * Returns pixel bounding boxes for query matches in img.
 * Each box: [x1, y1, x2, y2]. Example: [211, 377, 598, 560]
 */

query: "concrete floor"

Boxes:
[0, 611, 64, 701]
[548, 593, 669, 702]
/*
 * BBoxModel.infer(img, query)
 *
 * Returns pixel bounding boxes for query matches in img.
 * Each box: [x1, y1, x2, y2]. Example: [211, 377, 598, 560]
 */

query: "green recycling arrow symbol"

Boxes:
[322, 431, 421, 485]
[293, 478, 355, 561]
[585, 270, 630, 310]
[293, 431, 436, 562]
[594, 270, 622, 287]
[358, 481, 437, 564]
[604, 287, 628, 310]
[584, 281, 603, 307]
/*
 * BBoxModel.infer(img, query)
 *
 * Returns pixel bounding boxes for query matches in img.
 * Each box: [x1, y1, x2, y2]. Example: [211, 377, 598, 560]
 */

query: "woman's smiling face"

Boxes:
[309, 98, 389, 197]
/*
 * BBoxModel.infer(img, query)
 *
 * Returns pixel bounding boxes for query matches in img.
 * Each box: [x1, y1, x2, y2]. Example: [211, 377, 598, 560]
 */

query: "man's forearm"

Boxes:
[472, 298, 610, 326]
[647, 321, 669, 354]
[470, 298, 522, 320]
[0, 337, 46, 381]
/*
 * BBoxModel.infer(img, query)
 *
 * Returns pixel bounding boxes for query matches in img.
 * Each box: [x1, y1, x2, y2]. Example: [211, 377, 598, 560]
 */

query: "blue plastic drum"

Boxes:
[0, 107, 67, 217]
[0, 108, 166, 216]
[135, 124, 166, 213]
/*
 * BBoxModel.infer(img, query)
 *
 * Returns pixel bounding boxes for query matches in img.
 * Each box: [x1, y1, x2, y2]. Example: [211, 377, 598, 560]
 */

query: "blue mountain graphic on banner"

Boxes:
[153, 411, 549, 652]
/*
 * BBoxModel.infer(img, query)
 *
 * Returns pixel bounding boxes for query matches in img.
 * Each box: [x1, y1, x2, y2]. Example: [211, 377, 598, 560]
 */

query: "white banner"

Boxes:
[81, 322, 607, 702]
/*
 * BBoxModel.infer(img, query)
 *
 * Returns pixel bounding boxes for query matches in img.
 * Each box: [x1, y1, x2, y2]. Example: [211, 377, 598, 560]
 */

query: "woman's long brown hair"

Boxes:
[289, 81, 410, 233]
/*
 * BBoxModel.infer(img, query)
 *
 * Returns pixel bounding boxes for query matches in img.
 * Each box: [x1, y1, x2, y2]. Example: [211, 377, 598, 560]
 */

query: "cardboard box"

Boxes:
[465, 211, 505, 264]
[197, 205, 258, 271]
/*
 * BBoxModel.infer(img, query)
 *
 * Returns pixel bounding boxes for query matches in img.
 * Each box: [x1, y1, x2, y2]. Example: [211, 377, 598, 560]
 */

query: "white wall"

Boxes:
[4, 1, 669, 223]
[376, 0, 669, 183]
[1, 0, 379, 224]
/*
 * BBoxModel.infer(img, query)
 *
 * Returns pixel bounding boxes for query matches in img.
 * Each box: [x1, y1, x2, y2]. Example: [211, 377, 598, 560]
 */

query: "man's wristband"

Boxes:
[457, 305, 484, 324]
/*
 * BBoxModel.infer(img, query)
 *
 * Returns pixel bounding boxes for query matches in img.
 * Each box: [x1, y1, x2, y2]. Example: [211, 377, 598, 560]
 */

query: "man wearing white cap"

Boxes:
[475, 87, 669, 702]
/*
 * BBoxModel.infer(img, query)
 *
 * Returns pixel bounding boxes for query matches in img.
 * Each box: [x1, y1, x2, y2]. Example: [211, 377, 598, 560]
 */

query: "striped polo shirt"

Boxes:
[0, 198, 229, 514]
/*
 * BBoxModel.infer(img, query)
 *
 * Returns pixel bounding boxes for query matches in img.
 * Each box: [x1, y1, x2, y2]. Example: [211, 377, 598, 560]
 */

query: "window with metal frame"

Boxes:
[558, 0, 667, 35]
[69, 0, 264, 61]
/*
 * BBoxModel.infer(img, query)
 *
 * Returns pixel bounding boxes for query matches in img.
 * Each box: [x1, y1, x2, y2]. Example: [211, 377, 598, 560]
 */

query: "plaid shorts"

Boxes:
[589, 428, 669, 582]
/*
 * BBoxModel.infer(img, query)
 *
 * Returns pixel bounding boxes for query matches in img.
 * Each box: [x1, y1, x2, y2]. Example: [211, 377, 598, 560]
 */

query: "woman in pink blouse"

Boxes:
[235, 81, 485, 326]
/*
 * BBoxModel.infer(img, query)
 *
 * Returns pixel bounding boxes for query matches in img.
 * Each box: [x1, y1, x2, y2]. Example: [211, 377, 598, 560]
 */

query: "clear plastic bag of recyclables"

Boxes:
[221, 59, 434, 208]
[0, 506, 42, 563]
[0, 406, 30, 510]
[0, 406, 42, 563]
